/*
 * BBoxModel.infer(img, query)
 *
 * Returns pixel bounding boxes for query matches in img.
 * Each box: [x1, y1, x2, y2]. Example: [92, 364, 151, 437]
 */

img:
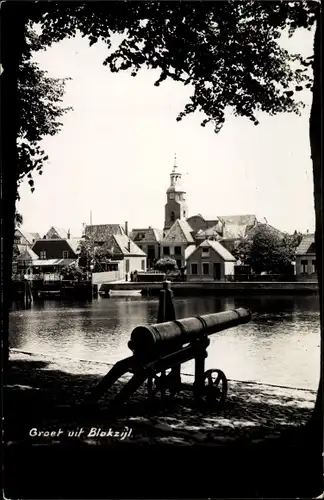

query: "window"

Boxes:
[312, 260, 316, 273]
[301, 260, 308, 273]
[141, 259, 145, 270]
[147, 246, 155, 259]
[40, 251, 46, 259]
[191, 263, 198, 275]
[63, 251, 69, 259]
[175, 246, 182, 255]
[202, 247, 210, 257]
[183, 210, 186, 218]
[125, 260, 130, 273]
[164, 246, 170, 256]
[202, 263, 210, 275]
[170, 211, 175, 222]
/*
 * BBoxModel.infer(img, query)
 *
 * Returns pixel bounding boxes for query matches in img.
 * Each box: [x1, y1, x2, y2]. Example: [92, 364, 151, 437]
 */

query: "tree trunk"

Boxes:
[307, 10, 323, 443]
[1, 6, 27, 384]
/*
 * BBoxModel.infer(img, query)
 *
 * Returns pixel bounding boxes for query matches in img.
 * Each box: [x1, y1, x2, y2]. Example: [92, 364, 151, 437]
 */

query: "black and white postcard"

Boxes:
[1, 1, 323, 498]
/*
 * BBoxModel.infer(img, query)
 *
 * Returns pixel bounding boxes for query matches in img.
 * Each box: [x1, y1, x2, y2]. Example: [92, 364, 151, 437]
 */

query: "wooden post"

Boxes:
[156, 280, 179, 397]
[157, 280, 176, 323]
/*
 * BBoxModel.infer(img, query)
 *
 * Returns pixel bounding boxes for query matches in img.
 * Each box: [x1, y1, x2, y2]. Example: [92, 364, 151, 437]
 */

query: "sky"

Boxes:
[17, 25, 316, 238]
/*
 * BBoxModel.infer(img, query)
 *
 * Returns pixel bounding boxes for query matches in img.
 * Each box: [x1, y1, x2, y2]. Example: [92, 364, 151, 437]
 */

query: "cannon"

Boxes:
[87, 305, 252, 410]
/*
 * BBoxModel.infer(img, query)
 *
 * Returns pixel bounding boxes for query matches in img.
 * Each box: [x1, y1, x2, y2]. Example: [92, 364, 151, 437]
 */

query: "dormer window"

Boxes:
[40, 251, 47, 259]
[63, 251, 69, 259]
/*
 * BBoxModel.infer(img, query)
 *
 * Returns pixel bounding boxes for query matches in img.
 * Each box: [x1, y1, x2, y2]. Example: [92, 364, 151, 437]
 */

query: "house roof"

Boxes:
[187, 214, 258, 239]
[163, 219, 195, 244]
[66, 237, 82, 254]
[113, 234, 147, 256]
[15, 229, 40, 245]
[130, 227, 163, 243]
[205, 219, 221, 229]
[187, 239, 236, 262]
[206, 240, 237, 261]
[84, 224, 126, 241]
[47, 227, 69, 239]
[218, 214, 258, 226]
[30, 232, 41, 241]
[218, 214, 258, 239]
[32, 239, 78, 259]
[196, 225, 222, 239]
[17, 247, 39, 261]
[296, 234, 316, 255]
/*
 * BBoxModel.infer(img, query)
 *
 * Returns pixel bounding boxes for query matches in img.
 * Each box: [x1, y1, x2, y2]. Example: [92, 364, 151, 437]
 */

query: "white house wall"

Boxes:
[123, 255, 147, 276]
[92, 271, 121, 284]
[224, 261, 235, 276]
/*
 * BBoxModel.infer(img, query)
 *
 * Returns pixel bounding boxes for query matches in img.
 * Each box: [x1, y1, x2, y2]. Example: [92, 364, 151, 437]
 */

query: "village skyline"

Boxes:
[17, 27, 315, 238]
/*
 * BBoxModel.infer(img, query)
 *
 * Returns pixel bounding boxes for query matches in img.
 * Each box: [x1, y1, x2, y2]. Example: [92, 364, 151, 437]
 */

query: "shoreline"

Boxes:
[5, 349, 320, 498]
[7, 349, 316, 443]
[100, 280, 319, 296]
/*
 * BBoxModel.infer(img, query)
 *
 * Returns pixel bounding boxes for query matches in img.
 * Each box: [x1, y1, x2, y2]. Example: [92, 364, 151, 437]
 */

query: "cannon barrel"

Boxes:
[128, 307, 251, 357]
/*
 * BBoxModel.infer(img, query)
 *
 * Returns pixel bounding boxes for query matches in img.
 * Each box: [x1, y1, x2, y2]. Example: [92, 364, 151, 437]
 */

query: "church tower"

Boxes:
[164, 155, 188, 232]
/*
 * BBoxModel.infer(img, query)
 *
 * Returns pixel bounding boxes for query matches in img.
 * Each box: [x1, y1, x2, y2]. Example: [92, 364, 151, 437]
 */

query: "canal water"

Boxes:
[9, 294, 320, 390]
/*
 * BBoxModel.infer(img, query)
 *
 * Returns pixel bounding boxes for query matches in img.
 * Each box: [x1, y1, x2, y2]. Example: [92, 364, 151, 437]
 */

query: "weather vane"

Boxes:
[173, 153, 177, 169]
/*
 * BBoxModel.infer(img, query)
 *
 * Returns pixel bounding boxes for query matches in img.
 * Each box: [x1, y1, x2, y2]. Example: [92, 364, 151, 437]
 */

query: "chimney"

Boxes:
[125, 221, 128, 236]
[67, 229, 70, 239]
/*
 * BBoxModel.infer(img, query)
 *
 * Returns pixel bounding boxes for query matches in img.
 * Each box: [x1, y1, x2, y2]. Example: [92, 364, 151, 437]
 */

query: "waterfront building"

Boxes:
[84, 223, 147, 280]
[186, 239, 236, 282]
[15, 247, 39, 275]
[161, 219, 196, 270]
[29, 238, 80, 280]
[188, 214, 261, 252]
[130, 227, 163, 269]
[14, 229, 40, 251]
[295, 233, 317, 282]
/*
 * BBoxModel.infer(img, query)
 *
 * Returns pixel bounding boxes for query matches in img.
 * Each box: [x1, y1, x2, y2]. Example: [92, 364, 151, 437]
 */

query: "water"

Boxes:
[9, 294, 320, 390]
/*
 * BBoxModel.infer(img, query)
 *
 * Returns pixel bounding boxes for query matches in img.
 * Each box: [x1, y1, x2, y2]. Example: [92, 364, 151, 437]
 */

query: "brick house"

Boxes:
[130, 227, 163, 268]
[161, 219, 196, 270]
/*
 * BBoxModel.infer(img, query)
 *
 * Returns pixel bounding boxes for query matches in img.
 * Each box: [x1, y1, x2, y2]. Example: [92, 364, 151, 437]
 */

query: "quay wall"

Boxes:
[99, 281, 319, 296]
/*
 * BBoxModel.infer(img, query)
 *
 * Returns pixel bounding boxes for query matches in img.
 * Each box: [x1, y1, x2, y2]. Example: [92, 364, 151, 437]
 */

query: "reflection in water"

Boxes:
[9, 294, 320, 390]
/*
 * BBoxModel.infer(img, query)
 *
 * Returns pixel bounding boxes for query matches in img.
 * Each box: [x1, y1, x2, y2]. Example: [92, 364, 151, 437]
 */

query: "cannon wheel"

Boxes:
[203, 369, 228, 406]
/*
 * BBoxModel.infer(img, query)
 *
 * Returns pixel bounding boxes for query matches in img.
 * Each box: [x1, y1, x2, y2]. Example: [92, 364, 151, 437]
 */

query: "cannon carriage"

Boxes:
[87, 282, 252, 411]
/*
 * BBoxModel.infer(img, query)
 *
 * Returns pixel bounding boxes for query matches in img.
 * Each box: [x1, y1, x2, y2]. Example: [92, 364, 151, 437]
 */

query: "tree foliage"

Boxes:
[234, 225, 298, 274]
[38, 2, 317, 134]
[17, 24, 72, 193]
[77, 237, 113, 271]
[14, 211, 23, 227]
[155, 257, 177, 273]
[60, 262, 83, 280]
